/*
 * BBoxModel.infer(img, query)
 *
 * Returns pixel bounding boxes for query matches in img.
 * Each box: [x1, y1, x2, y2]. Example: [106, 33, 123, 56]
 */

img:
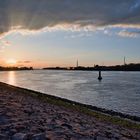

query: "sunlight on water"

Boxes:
[8, 71, 16, 85]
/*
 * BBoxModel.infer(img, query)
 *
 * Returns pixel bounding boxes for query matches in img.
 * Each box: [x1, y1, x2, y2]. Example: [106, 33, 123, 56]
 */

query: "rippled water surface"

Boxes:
[0, 70, 140, 117]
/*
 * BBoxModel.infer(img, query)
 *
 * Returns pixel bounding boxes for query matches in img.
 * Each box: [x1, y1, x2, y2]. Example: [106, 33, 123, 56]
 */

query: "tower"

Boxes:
[124, 56, 126, 65]
[76, 60, 79, 67]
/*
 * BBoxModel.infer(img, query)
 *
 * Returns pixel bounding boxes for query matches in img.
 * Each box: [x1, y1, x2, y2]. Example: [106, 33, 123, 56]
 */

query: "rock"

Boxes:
[105, 130, 112, 138]
[0, 115, 9, 125]
[95, 136, 110, 140]
[15, 124, 26, 131]
[12, 133, 27, 140]
[80, 136, 94, 140]
[121, 130, 133, 139]
[31, 133, 46, 140]
[113, 133, 121, 139]
[0, 134, 9, 140]
[9, 129, 17, 136]
[61, 123, 73, 130]
[23, 109, 34, 116]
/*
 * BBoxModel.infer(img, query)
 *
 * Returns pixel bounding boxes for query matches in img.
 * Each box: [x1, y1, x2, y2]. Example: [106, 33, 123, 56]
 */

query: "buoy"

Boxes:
[98, 70, 102, 80]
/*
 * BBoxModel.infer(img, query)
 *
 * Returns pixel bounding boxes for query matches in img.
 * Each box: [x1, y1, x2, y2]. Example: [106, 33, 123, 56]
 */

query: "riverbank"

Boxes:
[0, 82, 140, 139]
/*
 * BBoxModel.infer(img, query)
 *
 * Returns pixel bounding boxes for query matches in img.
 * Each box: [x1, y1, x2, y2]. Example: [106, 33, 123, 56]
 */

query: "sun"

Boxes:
[6, 59, 17, 66]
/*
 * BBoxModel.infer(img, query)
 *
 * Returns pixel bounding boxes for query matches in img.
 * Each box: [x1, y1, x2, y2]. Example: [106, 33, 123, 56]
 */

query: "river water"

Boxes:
[0, 70, 140, 117]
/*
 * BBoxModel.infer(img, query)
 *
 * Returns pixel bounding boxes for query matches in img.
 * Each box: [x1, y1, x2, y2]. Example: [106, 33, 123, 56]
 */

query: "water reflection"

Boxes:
[8, 71, 16, 85]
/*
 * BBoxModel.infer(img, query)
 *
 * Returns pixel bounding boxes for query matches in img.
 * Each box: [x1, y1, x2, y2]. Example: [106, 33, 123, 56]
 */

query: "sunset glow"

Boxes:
[6, 59, 17, 66]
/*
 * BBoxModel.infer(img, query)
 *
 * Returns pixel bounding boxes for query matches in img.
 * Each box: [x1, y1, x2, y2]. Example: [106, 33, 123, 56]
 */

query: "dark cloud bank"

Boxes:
[0, 0, 140, 35]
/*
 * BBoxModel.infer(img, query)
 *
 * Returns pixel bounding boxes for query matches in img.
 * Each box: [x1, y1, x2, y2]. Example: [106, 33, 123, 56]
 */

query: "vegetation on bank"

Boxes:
[3, 82, 140, 131]
[0, 66, 33, 71]
[43, 63, 140, 71]
[0, 63, 140, 71]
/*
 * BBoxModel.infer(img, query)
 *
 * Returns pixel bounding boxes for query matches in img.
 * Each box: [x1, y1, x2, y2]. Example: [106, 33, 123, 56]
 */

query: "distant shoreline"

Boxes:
[43, 63, 140, 71]
[1, 63, 140, 71]
[1, 69, 140, 72]
[42, 69, 140, 72]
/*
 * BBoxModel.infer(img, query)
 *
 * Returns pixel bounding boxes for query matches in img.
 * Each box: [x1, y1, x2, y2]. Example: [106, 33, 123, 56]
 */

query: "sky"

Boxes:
[0, 0, 140, 68]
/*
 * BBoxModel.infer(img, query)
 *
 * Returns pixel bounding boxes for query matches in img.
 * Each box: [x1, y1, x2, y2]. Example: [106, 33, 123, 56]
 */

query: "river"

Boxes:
[0, 70, 140, 117]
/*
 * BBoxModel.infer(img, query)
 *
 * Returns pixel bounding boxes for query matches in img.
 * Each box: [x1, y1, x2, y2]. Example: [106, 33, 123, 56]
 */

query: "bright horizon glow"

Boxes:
[6, 59, 17, 66]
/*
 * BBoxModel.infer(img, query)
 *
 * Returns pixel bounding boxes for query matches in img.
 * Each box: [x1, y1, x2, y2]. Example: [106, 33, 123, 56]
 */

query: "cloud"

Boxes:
[103, 30, 113, 36]
[64, 32, 92, 39]
[118, 30, 140, 38]
[1, 40, 11, 46]
[0, 39, 11, 52]
[17, 61, 31, 64]
[0, 0, 140, 36]
[0, 46, 5, 52]
[130, 0, 140, 11]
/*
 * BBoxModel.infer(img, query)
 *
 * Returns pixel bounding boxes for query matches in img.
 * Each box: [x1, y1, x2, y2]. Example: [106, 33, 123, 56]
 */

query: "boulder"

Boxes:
[31, 133, 46, 140]
[0, 134, 9, 140]
[12, 133, 27, 140]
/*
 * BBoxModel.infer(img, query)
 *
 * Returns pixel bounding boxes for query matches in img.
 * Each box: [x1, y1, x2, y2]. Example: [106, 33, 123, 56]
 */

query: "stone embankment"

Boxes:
[0, 83, 140, 140]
